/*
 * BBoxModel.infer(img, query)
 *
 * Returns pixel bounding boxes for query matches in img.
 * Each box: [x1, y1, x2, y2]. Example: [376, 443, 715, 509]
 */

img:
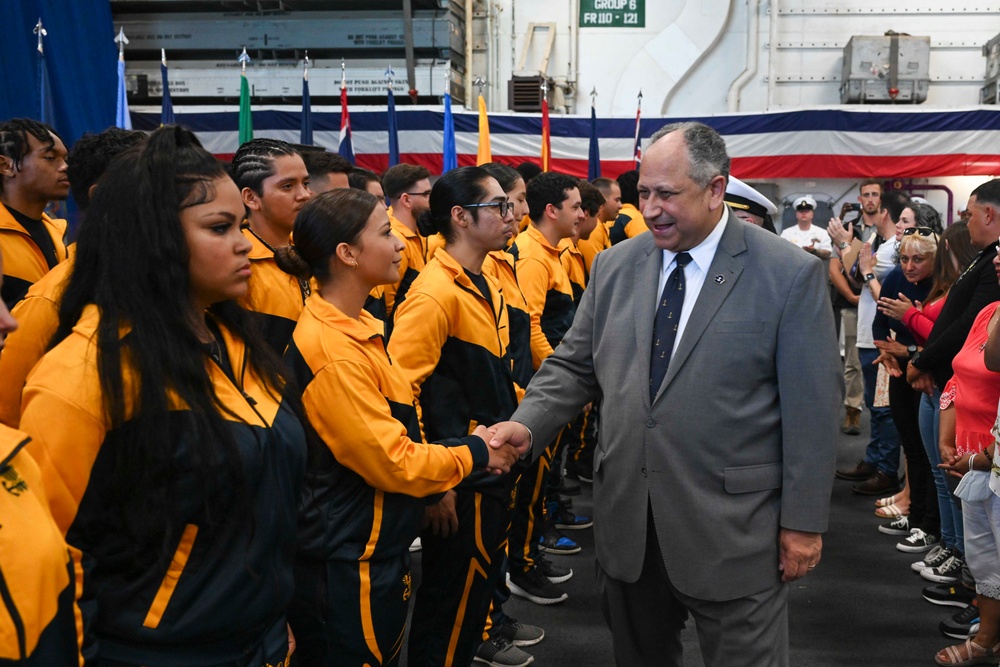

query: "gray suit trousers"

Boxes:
[597, 504, 789, 667]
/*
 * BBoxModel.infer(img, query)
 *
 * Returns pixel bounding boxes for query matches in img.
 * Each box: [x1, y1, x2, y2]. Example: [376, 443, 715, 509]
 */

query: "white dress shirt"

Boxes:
[656, 214, 728, 356]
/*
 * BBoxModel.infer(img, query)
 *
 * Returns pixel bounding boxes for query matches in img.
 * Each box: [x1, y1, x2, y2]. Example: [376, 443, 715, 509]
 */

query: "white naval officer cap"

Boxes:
[792, 195, 817, 211]
[725, 176, 778, 218]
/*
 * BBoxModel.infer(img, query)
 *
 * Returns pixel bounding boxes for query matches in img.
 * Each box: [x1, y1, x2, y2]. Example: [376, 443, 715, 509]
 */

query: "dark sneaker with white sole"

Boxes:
[912, 545, 949, 573]
[923, 583, 975, 608]
[498, 616, 545, 647]
[939, 602, 980, 639]
[897, 529, 939, 553]
[507, 567, 568, 605]
[535, 554, 573, 584]
[474, 636, 534, 667]
[923, 554, 966, 584]
[539, 526, 581, 555]
[878, 516, 910, 536]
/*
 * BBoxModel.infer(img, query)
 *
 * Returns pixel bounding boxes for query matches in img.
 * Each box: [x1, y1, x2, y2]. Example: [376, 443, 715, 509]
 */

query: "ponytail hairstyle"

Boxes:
[230, 137, 300, 195]
[275, 188, 380, 284]
[416, 166, 492, 242]
[925, 220, 973, 305]
[53, 125, 291, 558]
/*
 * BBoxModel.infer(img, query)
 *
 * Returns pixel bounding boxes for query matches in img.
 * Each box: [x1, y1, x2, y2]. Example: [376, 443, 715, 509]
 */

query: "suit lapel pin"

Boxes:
[714, 275, 726, 285]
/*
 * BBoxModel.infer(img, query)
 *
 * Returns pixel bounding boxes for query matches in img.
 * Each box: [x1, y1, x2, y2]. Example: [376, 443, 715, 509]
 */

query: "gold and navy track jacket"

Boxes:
[0, 206, 67, 309]
[483, 249, 533, 398]
[241, 226, 310, 355]
[389, 248, 519, 496]
[384, 212, 427, 317]
[0, 425, 79, 667]
[577, 220, 611, 278]
[511, 225, 576, 369]
[0, 257, 71, 428]
[559, 238, 587, 302]
[425, 233, 446, 262]
[285, 293, 489, 562]
[609, 203, 648, 245]
[20, 306, 307, 666]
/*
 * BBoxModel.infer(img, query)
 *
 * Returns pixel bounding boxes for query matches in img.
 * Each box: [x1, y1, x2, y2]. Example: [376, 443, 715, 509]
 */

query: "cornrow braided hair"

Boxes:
[229, 138, 299, 195]
[0, 117, 60, 172]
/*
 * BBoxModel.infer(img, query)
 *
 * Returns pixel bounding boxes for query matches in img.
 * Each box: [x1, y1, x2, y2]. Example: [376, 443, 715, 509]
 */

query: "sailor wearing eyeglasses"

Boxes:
[389, 166, 524, 667]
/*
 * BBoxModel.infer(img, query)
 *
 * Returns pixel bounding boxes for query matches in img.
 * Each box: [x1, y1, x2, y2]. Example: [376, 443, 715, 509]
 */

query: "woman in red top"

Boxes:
[935, 270, 1000, 664]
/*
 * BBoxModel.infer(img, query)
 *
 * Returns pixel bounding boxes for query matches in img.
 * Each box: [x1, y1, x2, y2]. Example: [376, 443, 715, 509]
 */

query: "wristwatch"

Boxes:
[837, 241, 849, 249]
[907, 344, 918, 356]
[863, 273, 876, 284]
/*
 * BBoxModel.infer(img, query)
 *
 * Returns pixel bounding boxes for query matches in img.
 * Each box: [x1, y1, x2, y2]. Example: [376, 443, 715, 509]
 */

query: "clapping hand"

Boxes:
[827, 217, 851, 246]
[858, 242, 875, 274]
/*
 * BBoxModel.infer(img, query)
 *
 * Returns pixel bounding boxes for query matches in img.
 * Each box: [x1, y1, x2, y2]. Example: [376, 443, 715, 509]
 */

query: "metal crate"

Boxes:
[840, 34, 930, 104]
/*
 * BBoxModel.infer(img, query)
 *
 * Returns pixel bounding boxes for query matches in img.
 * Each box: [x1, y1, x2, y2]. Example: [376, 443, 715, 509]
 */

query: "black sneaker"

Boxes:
[912, 546, 950, 573]
[555, 476, 581, 496]
[565, 460, 593, 483]
[473, 635, 534, 666]
[498, 616, 545, 647]
[539, 526, 581, 555]
[923, 582, 975, 608]
[961, 561, 975, 589]
[922, 554, 966, 584]
[507, 568, 568, 605]
[535, 554, 573, 584]
[896, 529, 939, 553]
[547, 500, 593, 530]
[939, 601, 980, 639]
[878, 516, 910, 536]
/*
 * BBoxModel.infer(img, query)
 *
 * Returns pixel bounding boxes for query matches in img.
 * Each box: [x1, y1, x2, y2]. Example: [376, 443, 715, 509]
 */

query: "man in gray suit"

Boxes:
[488, 122, 842, 666]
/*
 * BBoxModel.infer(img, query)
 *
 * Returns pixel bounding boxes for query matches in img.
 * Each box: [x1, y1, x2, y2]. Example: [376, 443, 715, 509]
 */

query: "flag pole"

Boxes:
[238, 47, 253, 144]
[114, 27, 132, 129]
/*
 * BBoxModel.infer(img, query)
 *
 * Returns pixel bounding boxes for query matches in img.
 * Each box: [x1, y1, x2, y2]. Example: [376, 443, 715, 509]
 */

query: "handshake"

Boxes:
[470, 421, 534, 475]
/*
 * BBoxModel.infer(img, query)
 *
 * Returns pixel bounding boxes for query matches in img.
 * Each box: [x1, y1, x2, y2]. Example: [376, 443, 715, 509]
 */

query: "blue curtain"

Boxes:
[0, 0, 117, 149]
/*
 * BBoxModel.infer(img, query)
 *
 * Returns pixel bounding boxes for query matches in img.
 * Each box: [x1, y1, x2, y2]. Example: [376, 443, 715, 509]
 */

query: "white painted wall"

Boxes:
[487, 0, 997, 115]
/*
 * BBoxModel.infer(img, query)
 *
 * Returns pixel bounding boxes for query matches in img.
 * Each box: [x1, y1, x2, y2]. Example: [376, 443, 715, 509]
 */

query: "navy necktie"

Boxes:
[650, 252, 691, 401]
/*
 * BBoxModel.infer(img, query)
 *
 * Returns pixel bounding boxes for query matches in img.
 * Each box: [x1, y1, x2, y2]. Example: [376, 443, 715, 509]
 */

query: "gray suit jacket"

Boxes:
[512, 211, 843, 601]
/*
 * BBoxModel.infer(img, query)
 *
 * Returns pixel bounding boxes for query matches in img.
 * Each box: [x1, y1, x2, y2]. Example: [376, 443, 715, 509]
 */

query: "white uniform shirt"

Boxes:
[780, 224, 833, 255]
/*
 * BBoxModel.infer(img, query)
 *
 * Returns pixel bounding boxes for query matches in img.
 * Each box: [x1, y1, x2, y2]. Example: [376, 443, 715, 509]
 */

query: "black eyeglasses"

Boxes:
[406, 190, 433, 197]
[463, 201, 514, 216]
[902, 227, 937, 238]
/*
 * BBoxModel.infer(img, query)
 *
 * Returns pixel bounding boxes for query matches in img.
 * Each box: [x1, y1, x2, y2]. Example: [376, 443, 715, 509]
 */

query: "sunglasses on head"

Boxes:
[463, 200, 514, 216]
[902, 227, 936, 237]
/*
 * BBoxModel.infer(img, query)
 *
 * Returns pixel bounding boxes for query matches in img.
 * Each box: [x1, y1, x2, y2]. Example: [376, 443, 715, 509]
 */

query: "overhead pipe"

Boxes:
[465, 0, 474, 108]
[727, 0, 761, 112]
[766, 0, 778, 109]
[403, 0, 417, 102]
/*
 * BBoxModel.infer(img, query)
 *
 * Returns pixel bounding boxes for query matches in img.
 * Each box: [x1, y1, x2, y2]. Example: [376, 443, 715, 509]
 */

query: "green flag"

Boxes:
[239, 73, 253, 144]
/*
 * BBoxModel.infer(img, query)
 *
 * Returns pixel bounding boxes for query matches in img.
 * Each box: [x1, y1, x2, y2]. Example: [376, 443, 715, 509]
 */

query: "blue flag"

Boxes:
[387, 87, 399, 167]
[115, 56, 131, 129]
[160, 62, 174, 126]
[588, 105, 601, 180]
[300, 75, 312, 145]
[38, 50, 54, 126]
[442, 92, 457, 174]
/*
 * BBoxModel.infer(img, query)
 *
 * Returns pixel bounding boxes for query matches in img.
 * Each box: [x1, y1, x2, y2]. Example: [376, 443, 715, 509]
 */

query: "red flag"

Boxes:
[541, 96, 551, 172]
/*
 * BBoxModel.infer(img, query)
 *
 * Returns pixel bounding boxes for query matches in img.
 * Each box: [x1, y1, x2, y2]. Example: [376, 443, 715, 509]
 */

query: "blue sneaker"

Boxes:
[539, 526, 581, 554]
[547, 500, 593, 530]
